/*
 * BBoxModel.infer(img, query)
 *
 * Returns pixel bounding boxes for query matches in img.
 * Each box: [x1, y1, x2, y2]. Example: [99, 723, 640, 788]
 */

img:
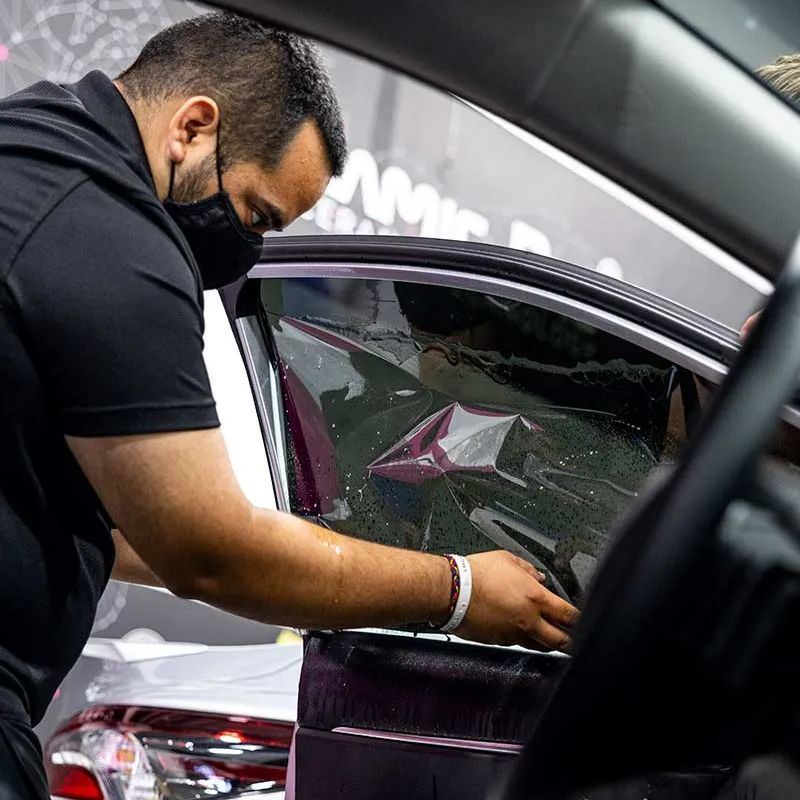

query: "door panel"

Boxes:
[295, 631, 730, 800]
[298, 632, 564, 742]
[295, 727, 727, 800]
[295, 727, 514, 800]
[226, 237, 741, 799]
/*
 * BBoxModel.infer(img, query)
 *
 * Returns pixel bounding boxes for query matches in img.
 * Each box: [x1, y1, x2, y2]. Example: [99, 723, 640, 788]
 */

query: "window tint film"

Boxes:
[258, 278, 689, 603]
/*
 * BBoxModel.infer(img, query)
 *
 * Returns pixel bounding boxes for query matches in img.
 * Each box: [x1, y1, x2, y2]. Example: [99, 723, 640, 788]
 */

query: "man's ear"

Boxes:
[167, 96, 220, 164]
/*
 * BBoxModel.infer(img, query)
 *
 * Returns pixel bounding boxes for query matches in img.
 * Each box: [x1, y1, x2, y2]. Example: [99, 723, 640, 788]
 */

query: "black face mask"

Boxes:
[163, 132, 263, 290]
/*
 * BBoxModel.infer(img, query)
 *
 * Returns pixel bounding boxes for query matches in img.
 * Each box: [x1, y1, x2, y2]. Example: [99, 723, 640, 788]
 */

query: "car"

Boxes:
[37, 0, 800, 799]
[43, 234, 800, 800]
[44, 637, 300, 800]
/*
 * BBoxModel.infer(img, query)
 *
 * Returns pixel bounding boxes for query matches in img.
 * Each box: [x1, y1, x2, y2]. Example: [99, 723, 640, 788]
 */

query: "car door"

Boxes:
[222, 234, 743, 800]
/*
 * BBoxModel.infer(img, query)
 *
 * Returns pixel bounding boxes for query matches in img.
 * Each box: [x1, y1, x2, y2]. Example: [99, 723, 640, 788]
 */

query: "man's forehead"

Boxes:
[258, 121, 331, 224]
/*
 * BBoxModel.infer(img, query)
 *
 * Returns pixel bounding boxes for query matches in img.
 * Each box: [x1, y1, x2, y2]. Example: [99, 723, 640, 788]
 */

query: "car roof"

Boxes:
[208, 0, 800, 282]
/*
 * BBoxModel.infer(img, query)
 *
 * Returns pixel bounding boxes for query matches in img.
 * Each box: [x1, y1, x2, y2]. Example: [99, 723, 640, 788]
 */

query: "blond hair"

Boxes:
[758, 53, 800, 101]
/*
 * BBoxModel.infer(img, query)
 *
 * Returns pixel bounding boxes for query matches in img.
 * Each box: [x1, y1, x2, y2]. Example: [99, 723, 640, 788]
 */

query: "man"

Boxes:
[0, 11, 577, 797]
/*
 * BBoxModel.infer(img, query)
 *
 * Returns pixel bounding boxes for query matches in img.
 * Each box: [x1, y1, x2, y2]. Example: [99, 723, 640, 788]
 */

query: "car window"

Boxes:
[255, 276, 694, 604]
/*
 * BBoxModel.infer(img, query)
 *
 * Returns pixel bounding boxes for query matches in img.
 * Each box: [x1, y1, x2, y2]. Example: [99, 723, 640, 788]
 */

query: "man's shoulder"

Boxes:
[18, 179, 192, 279]
[47, 179, 172, 246]
[6, 177, 201, 315]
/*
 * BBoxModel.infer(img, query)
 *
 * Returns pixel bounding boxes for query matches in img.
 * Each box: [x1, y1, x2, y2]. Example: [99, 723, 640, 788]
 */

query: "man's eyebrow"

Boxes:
[263, 201, 285, 232]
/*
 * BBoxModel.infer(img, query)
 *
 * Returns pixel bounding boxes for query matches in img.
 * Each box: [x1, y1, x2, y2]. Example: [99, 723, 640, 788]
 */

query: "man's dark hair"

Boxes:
[117, 12, 347, 176]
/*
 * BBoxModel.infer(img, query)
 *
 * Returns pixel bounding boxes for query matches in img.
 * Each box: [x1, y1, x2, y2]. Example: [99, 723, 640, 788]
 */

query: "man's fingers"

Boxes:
[531, 618, 572, 653]
[511, 553, 579, 626]
[541, 592, 580, 629]
[512, 555, 547, 583]
[740, 311, 760, 339]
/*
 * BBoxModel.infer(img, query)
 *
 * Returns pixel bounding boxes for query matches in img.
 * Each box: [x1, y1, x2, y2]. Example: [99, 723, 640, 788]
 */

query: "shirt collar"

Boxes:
[66, 70, 157, 195]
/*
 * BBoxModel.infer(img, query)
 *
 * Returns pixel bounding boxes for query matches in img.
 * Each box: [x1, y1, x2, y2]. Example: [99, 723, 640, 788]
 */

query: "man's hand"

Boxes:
[458, 552, 577, 651]
[741, 311, 761, 338]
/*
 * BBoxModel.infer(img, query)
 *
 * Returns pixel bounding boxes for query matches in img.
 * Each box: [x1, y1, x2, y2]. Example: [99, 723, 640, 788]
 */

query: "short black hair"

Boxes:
[117, 12, 347, 176]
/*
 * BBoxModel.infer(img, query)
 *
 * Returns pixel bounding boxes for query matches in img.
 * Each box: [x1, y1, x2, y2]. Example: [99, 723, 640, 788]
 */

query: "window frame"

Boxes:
[230, 249, 761, 515]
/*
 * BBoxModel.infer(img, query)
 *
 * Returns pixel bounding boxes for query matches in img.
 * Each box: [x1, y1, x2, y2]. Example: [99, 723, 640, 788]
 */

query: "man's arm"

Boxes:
[111, 529, 163, 587]
[11, 188, 575, 647]
[69, 428, 577, 648]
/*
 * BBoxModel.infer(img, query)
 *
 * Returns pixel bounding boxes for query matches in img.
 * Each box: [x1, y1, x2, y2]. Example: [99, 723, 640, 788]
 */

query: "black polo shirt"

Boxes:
[0, 72, 219, 725]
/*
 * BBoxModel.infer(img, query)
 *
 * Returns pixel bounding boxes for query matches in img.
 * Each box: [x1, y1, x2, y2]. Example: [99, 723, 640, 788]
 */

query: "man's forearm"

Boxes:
[180, 509, 453, 630]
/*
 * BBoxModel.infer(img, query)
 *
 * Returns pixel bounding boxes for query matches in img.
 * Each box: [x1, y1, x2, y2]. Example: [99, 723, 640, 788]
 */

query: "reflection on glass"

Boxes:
[259, 278, 688, 603]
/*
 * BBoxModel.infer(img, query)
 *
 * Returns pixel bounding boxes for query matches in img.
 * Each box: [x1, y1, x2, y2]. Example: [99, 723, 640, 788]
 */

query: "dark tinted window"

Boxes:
[257, 277, 690, 603]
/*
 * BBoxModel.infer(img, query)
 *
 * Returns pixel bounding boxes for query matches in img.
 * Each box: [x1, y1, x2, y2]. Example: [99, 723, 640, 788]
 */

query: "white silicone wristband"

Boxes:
[440, 554, 473, 633]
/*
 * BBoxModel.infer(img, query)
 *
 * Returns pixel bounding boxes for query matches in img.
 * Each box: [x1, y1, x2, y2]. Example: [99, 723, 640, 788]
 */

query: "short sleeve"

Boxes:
[7, 180, 220, 436]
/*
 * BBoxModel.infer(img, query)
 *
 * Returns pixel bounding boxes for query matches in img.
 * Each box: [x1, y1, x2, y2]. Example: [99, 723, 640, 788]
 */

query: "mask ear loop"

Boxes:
[167, 160, 177, 200]
[215, 116, 224, 193]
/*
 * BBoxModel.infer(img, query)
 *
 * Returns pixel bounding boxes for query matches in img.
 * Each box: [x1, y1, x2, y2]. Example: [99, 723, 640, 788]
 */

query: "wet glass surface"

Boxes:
[258, 278, 687, 603]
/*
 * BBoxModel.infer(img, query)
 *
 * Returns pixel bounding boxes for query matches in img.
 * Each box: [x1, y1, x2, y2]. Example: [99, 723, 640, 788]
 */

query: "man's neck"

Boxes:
[112, 80, 168, 200]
